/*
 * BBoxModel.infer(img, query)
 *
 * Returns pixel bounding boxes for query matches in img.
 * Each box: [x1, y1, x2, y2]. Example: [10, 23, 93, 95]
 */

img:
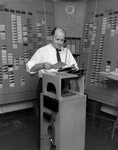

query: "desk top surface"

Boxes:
[43, 72, 79, 79]
[100, 71, 118, 81]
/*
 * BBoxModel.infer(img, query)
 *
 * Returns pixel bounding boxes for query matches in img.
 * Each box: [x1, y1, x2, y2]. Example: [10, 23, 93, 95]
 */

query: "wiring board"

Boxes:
[0, 0, 54, 104]
[82, 0, 118, 106]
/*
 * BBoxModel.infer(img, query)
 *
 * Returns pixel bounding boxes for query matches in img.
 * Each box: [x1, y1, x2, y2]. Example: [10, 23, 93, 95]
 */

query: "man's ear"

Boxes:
[50, 35, 53, 41]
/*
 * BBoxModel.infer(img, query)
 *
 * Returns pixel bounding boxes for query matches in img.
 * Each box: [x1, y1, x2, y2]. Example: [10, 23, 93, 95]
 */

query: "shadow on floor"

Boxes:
[0, 109, 118, 150]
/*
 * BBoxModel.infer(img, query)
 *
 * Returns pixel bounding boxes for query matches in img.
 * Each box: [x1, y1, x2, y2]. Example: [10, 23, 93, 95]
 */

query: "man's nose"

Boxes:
[58, 40, 63, 45]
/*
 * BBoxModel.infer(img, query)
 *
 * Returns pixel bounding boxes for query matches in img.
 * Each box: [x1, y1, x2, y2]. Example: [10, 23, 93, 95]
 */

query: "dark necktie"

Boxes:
[56, 49, 61, 62]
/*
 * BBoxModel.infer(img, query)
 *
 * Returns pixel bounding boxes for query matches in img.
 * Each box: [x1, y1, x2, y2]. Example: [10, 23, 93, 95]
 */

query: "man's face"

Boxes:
[51, 29, 65, 50]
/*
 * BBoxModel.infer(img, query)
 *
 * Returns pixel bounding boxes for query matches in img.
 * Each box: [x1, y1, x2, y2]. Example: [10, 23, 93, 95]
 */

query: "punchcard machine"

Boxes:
[40, 72, 86, 150]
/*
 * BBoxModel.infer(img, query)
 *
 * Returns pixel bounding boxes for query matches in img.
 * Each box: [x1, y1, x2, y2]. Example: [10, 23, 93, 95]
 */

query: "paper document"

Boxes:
[53, 61, 66, 69]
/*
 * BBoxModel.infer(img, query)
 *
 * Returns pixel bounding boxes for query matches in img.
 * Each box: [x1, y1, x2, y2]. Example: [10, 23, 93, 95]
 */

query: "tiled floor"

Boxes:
[86, 113, 118, 150]
[0, 109, 118, 150]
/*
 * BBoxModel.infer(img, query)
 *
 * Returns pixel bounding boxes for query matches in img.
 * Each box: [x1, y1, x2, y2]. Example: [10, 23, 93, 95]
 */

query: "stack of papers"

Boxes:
[53, 61, 66, 69]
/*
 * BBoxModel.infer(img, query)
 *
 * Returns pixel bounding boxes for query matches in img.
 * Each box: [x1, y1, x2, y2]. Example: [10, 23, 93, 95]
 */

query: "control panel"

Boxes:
[0, 0, 54, 104]
[40, 72, 86, 150]
[81, 0, 118, 106]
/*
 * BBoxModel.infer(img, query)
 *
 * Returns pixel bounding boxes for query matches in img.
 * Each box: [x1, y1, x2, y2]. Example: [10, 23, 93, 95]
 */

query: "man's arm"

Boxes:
[65, 48, 79, 69]
[30, 63, 44, 72]
[30, 62, 54, 73]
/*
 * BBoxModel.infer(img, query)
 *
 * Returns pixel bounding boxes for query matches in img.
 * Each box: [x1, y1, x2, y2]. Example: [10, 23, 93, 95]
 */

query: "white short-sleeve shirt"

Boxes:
[26, 43, 78, 77]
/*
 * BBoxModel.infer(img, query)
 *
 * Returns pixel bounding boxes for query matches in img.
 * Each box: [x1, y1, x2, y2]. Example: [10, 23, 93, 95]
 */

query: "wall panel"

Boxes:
[83, 0, 118, 107]
[0, 0, 54, 105]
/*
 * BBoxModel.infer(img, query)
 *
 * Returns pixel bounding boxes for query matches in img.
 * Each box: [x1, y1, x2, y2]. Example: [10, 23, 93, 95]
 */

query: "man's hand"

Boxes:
[44, 62, 54, 70]
[70, 64, 79, 71]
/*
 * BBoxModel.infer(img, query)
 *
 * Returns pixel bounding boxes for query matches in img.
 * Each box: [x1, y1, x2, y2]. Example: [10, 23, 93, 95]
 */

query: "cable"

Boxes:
[86, 111, 116, 122]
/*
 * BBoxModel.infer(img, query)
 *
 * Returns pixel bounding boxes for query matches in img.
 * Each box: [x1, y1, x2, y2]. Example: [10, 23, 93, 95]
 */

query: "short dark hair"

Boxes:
[51, 27, 57, 36]
[51, 27, 66, 36]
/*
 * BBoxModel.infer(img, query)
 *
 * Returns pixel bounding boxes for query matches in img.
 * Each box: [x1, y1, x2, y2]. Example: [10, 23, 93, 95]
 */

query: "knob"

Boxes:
[49, 137, 56, 149]
[40, 135, 44, 139]
[47, 125, 52, 134]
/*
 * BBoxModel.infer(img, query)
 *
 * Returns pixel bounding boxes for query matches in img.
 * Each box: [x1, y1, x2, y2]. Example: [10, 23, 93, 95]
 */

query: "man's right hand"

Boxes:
[44, 62, 54, 70]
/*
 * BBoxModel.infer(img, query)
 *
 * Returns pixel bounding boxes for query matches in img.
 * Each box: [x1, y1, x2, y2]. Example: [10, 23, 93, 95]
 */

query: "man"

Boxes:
[26, 26, 78, 147]
[26, 26, 78, 105]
